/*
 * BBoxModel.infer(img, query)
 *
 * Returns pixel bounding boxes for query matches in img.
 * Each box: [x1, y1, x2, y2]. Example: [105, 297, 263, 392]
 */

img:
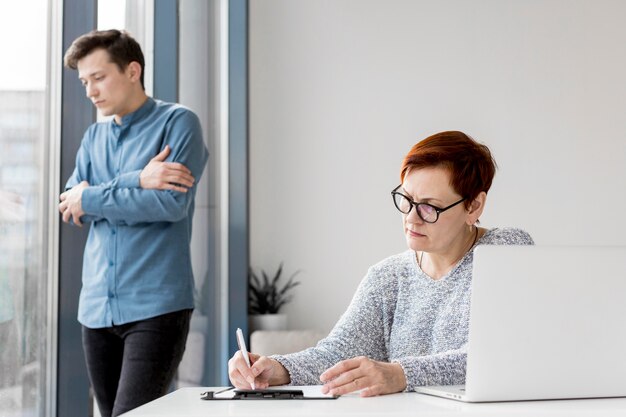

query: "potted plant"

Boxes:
[248, 262, 301, 333]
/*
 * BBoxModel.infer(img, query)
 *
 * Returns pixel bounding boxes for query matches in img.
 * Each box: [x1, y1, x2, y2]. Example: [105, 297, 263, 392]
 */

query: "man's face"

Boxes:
[77, 48, 138, 122]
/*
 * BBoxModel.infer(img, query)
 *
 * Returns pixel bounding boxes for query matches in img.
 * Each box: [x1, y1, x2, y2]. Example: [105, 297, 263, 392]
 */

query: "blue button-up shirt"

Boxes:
[65, 98, 208, 328]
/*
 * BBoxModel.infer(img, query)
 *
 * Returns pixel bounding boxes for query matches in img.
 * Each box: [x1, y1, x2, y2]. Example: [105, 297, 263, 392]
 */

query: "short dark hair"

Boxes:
[64, 29, 145, 89]
[400, 131, 497, 209]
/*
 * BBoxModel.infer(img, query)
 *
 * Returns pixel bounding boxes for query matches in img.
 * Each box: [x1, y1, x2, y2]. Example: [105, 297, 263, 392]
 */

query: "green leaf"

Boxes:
[248, 263, 301, 314]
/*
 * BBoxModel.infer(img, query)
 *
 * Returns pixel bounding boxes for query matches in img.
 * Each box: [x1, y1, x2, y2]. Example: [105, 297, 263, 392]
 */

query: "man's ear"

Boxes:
[467, 191, 487, 225]
[127, 61, 142, 83]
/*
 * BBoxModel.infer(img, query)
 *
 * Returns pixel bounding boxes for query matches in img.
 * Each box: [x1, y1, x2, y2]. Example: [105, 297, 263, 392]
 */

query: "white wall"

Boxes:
[249, 0, 626, 333]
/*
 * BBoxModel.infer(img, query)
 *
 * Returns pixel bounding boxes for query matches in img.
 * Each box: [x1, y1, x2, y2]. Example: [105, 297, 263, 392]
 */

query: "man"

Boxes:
[59, 29, 208, 417]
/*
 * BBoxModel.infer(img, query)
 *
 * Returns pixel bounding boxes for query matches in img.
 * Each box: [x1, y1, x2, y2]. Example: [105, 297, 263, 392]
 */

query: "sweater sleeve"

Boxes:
[273, 267, 390, 385]
[393, 346, 467, 391]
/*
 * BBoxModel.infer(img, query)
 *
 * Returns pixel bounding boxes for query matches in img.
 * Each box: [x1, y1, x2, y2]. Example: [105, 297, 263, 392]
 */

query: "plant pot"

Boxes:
[249, 314, 288, 333]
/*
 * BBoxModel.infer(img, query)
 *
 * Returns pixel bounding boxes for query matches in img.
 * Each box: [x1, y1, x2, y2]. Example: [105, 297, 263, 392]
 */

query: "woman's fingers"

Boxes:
[229, 352, 273, 389]
[320, 357, 407, 397]
[228, 351, 255, 388]
[228, 352, 292, 389]
[228, 367, 250, 389]
[320, 357, 368, 395]
[320, 356, 362, 382]
[325, 375, 368, 396]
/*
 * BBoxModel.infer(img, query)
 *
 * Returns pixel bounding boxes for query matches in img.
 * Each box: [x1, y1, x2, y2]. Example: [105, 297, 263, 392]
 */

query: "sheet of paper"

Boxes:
[274, 385, 336, 398]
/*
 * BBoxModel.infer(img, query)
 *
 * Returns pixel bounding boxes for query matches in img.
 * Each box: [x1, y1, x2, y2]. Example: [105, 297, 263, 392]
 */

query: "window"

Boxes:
[0, 0, 52, 415]
[98, 0, 154, 97]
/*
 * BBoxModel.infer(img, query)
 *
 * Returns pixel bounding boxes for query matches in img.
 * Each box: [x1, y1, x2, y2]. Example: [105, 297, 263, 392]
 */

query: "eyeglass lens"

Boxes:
[393, 193, 438, 222]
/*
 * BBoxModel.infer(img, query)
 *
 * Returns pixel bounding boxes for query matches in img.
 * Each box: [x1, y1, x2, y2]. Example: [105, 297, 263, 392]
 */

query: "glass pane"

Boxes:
[98, 0, 126, 30]
[98, 0, 154, 96]
[0, 0, 50, 415]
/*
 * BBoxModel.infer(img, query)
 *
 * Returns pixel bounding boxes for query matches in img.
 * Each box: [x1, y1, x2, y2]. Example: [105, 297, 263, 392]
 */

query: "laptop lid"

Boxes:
[463, 245, 626, 402]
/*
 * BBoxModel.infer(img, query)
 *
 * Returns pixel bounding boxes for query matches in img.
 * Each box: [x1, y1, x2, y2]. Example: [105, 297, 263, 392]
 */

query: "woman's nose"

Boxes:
[405, 206, 424, 224]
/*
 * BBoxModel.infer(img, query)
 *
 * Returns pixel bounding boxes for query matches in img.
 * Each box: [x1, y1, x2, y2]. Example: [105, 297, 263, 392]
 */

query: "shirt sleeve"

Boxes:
[65, 131, 90, 191]
[63, 128, 101, 224]
[64, 127, 141, 225]
[80, 110, 208, 225]
[273, 267, 390, 385]
[107, 170, 141, 189]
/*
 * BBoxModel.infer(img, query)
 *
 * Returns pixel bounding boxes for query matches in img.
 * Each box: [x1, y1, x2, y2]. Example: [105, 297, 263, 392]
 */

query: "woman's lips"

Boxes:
[407, 229, 425, 238]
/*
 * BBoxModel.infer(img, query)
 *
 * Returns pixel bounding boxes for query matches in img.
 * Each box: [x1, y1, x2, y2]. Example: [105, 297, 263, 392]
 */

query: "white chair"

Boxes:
[250, 330, 327, 356]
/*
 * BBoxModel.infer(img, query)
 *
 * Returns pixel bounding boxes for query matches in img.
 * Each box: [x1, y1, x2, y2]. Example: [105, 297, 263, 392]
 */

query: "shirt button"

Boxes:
[108, 292, 114, 298]
[109, 261, 114, 267]
[111, 229, 116, 235]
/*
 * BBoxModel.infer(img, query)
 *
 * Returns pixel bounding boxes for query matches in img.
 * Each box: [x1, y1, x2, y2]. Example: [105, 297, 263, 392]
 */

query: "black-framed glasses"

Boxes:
[391, 185, 466, 224]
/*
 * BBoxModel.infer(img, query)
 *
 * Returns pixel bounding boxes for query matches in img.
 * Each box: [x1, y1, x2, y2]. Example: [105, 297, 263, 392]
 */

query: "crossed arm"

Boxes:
[58, 145, 194, 226]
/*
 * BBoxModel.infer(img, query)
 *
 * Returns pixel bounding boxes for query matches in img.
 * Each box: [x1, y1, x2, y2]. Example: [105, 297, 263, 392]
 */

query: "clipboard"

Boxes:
[201, 386, 338, 400]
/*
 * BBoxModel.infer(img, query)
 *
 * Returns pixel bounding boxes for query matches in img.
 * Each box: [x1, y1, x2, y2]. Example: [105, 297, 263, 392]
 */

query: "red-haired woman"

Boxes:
[229, 131, 533, 396]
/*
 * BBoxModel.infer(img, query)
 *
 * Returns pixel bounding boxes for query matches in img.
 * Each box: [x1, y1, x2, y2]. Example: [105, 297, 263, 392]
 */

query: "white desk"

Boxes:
[121, 387, 626, 417]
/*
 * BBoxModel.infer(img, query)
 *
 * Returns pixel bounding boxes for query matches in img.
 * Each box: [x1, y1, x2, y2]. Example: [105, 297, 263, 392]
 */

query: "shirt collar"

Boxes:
[112, 97, 155, 127]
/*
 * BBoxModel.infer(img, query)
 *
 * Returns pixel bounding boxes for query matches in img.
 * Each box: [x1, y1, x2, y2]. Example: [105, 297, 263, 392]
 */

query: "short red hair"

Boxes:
[400, 131, 497, 209]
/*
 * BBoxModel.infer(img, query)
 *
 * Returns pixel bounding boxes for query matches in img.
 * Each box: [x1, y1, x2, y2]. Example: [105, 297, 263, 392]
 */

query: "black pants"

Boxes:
[82, 309, 192, 417]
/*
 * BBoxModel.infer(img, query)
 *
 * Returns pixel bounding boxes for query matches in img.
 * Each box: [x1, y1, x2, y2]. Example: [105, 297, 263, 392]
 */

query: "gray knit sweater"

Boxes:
[274, 227, 534, 391]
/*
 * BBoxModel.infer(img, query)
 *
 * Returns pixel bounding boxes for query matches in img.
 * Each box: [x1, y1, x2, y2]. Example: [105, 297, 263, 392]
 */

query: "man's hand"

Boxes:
[140, 145, 195, 192]
[319, 356, 407, 397]
[59, 181, 89, 226]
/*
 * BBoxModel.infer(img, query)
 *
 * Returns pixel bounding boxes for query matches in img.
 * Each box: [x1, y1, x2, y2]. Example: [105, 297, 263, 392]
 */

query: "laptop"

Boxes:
[415, 245, 626, 402]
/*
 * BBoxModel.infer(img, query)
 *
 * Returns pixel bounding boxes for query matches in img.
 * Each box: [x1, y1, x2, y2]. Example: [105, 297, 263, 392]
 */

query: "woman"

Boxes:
[228, 131, 533, 397]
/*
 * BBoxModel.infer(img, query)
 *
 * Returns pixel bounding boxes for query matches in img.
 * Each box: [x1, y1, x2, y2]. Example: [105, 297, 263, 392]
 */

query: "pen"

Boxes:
[236, 327, 256, 390]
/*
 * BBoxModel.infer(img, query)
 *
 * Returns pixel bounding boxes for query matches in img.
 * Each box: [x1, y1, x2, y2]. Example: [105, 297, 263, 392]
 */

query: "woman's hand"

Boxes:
[320, 356, 407, 397]
[228, 351, 290, 389]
